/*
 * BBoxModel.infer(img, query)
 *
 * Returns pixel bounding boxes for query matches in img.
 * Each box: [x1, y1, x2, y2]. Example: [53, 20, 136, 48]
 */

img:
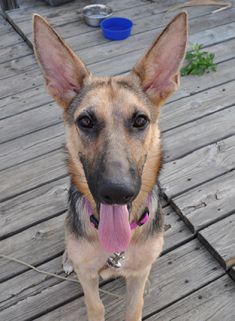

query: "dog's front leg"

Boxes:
[74, 267, 105, 321]
[125, 266, 151, 321]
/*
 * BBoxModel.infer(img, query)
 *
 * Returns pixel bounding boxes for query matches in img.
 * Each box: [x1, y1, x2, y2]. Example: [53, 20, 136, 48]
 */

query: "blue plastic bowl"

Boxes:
[101, 17, 133, 40]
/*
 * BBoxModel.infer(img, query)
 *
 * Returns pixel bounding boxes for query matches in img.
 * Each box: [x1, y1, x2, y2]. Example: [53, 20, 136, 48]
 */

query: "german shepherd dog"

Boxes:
[33, 12, 187, 321]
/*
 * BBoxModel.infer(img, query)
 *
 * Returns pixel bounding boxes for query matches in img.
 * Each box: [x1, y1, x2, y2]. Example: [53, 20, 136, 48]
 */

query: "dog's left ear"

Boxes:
[33, 14, 90, 109]
[132, 12, 188, 106]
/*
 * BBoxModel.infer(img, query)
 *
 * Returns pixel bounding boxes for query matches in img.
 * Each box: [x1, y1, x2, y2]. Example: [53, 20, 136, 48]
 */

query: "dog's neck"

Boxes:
[66, 183, 163, 241]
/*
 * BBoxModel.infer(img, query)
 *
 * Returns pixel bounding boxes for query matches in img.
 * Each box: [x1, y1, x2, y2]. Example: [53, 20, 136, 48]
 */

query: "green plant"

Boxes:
[181, 43, 217, 76]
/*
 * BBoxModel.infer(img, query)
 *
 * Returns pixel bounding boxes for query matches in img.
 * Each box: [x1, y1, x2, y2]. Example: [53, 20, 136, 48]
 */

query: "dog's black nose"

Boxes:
[98, 181, 136, 204]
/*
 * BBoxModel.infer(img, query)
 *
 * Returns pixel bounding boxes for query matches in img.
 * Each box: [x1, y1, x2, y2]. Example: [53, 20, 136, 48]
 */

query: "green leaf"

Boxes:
[181, 43, 217, 76]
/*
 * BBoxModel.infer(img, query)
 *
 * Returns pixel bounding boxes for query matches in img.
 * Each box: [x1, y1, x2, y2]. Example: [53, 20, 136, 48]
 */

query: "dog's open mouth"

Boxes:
[98, 203, 132, 253]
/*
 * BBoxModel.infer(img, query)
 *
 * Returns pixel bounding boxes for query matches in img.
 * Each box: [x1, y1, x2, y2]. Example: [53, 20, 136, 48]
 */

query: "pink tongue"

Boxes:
[98, 204, 131, 253]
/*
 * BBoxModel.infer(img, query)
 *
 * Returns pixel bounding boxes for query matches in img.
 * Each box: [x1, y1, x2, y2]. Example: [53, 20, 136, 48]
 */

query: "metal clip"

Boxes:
[106, 252, 125, 269]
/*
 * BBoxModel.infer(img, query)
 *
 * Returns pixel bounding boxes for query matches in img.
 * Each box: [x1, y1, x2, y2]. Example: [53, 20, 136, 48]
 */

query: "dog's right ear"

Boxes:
[33, 14, 90, 109]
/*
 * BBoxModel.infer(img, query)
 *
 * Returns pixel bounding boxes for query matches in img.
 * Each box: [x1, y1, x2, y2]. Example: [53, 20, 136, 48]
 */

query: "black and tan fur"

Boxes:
[33, 12, 188, 321]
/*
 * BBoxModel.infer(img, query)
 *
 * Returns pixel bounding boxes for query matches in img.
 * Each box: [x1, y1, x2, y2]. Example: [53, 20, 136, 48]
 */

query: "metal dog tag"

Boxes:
[107, 252, 125, 269]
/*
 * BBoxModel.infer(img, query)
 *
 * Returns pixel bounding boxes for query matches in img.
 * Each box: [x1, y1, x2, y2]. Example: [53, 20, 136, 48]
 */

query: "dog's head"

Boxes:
[33, 13, 187, 217]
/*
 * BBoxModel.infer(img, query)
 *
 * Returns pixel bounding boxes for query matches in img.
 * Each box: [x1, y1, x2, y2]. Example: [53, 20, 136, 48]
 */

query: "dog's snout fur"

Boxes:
[96, 156, 140, 204]
[82, 142, 141, 205]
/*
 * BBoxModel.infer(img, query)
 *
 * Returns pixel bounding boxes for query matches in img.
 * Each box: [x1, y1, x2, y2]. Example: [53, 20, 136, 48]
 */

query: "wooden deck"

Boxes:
[0, 0, 235, 320]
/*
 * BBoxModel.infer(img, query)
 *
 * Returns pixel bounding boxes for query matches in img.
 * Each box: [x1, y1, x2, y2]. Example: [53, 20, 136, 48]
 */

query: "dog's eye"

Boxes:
[76, 116, 94, 129]
[132, 114, 149, 129]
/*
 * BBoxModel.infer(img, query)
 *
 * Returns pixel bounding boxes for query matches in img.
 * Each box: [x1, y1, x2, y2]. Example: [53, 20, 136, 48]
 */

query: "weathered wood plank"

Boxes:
[147, 275, 235, 321]
[229, 266, 235, 281]
[0, 273, 82, 321]
[0, 67, 42, 99]
[0, 14, 13, 35]
[0, 123, 64, 171]
[160, 135, 235, 199]
[0, 149, 67, 202]
[0, 15, 12, 34]
[0, 101, 62, 143]
[162, 206, 193, 254]
[34, 240, 224, 321]
[0, 27, 23, 48]
[0, 15, 31, 64]
[0, 54, 37, 80]
[0, 214, 65, 282]
[0, 15, 26, 50]
[0, 85, 53, 119]
[161, 78, 235, 132]
[0, 177, 69, 239]
[172, 170, 235, 232]
[0, 41, 31, 64]
[163, 106, 235, 162]
[0, 256, 72, 310]
[198, 214, 235, 270]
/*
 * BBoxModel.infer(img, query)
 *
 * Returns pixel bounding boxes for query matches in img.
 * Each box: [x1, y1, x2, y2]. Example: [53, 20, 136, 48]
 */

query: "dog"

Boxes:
[33, 12, 187, 321]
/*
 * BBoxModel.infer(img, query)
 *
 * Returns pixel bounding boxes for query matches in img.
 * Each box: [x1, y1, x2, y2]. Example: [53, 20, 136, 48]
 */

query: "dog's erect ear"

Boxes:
[132, 12, 188, 106]
[33, 14, 89, 109]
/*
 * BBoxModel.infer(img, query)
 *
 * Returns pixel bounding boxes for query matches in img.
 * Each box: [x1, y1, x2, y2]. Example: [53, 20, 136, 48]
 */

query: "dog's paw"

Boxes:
[62, 251, 74, 275]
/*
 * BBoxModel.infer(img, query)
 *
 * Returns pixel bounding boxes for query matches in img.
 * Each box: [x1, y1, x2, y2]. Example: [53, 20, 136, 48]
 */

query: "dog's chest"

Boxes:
[99, 237, 163, 279]
[66, 230, 163, 280]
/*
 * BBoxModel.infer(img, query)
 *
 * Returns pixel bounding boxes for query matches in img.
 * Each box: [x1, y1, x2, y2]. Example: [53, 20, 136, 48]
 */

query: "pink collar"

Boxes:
[84, 199, 150, 230]
[130, 210, 149, 229]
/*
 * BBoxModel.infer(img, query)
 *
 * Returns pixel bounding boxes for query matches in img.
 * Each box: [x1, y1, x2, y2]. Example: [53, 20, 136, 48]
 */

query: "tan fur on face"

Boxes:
[65, 75, 162, 219]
